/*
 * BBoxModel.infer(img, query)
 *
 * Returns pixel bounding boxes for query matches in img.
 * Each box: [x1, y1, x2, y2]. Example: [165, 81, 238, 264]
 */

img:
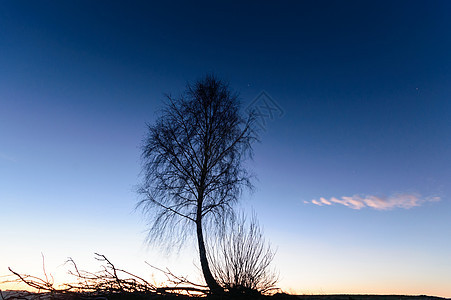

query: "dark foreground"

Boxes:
[285, 295, 449, 300]
[1, 291, 449, 300]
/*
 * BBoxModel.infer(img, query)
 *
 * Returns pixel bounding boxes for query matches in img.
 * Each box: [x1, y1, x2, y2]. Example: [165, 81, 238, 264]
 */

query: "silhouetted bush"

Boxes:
[208, 213, 278, 295]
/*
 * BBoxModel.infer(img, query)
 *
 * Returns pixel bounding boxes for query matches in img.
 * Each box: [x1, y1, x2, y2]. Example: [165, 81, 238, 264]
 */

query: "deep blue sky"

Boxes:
[1, 1, 450, 296]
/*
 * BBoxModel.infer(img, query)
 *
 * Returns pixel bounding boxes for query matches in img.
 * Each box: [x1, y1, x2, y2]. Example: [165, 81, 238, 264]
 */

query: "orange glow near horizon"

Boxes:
[2, 276, 451, 298]
[0, 281, 35, 292]
[276, 278, 451, 299]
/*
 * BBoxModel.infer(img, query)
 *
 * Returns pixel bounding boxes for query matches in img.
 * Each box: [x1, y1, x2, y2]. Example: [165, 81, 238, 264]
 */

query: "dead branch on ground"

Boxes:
[2, 253, 210, 299]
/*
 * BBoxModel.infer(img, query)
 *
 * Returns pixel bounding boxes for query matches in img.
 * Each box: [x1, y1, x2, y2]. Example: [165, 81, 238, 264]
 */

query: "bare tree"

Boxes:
[207, 213, 278, 295]
[137, 75, 258, 293]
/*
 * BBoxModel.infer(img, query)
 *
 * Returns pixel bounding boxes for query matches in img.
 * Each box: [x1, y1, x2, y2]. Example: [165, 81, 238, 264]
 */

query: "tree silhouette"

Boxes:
[137, 75, 258, 293]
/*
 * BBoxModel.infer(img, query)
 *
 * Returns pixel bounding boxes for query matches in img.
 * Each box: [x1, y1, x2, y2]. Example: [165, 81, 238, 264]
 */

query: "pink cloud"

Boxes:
[308, 193, 440, 210]
[319, 197, 332, 205]
[311, 199, 323, 206]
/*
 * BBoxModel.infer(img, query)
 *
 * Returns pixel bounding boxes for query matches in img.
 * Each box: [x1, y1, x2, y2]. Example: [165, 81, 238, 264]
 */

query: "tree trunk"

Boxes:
[196, 215, 223, 294]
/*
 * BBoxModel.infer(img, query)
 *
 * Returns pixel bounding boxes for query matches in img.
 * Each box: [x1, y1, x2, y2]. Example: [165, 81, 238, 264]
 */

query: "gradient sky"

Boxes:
[1, 1, 450, 297]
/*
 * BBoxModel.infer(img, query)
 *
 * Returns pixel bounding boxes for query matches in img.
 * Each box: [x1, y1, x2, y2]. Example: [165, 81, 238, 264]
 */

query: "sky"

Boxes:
[1, 0, 450, 297]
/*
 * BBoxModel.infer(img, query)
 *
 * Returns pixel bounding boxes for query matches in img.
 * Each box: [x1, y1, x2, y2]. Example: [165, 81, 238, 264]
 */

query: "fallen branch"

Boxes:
[3, 253, 210, 299]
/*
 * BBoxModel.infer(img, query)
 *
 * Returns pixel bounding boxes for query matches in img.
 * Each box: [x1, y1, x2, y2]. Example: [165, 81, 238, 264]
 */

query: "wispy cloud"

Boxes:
[308, 193, 440, 210]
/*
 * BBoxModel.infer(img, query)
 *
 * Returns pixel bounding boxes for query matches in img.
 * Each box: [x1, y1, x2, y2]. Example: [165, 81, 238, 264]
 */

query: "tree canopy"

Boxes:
[137, 75, 258, 293]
